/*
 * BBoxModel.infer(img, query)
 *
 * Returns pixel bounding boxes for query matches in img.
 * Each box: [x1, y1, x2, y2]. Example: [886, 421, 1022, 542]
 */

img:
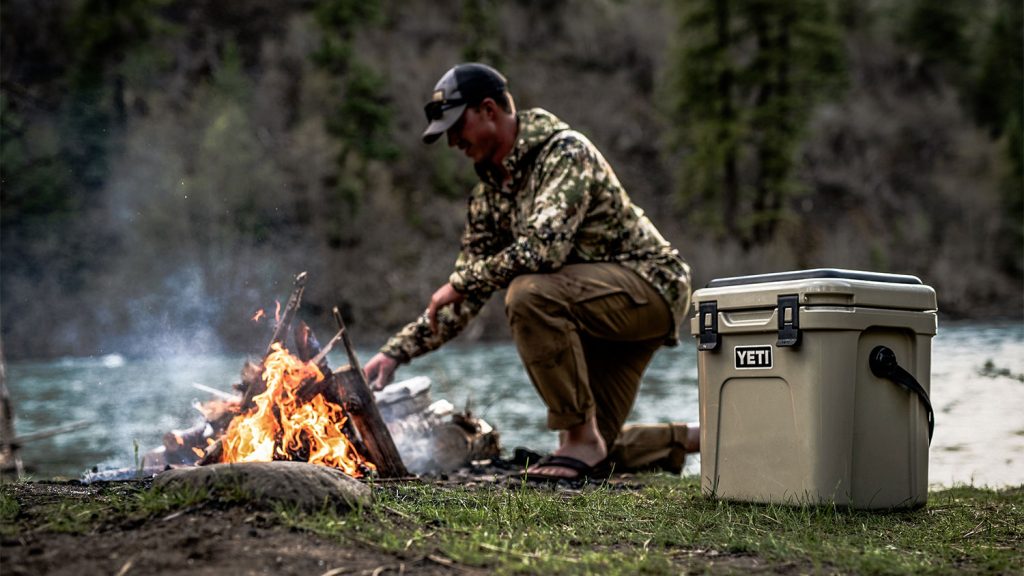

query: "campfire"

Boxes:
[186, 272, 409, 479]
[215, 343, 376, 478]
[83, 272, 503, 484]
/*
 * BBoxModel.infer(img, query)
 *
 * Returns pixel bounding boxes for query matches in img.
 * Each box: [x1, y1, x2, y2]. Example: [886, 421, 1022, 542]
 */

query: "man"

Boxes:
[364, 63, 696, 480]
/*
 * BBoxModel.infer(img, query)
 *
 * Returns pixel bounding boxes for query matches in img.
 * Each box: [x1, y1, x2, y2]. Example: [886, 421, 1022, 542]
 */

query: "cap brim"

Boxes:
[421, 103, 466, 144]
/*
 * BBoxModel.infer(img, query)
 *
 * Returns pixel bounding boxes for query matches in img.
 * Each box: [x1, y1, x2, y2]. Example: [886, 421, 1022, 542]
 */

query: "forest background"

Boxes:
[2, 0, 1021, 360]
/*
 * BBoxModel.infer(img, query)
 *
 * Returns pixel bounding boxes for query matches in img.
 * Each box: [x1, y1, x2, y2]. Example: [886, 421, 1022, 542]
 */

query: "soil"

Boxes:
[0, 480, 484, 576]
[2, 471, 801, 575]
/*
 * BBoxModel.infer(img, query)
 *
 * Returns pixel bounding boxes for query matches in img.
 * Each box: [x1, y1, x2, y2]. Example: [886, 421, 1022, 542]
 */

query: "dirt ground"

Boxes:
[0, 480, 485, 576]
[1, 475, 790, 576]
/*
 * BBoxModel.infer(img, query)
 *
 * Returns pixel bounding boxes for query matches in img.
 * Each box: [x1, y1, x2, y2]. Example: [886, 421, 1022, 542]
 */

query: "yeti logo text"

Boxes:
[735, 345, 773, 369]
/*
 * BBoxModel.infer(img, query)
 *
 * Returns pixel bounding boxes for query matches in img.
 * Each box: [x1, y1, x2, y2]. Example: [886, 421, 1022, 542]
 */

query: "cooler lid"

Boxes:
[706, 268, 922, 288]
[694, 268, 936, 312]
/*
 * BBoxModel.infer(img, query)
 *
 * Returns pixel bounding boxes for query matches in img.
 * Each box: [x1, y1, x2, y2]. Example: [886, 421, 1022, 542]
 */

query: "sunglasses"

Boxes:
[424, 98, 467, 122]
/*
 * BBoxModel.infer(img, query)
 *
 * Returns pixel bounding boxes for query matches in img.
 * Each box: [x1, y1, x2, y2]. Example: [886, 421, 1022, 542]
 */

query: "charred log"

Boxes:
[266, 271, 307, 357]
[334, 367, 409, 478]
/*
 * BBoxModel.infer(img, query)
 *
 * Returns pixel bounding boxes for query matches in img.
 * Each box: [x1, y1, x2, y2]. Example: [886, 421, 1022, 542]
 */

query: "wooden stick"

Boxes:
[198, 438, 223, 466]
[7, 420, 92, 448]
[331, 307, 409, 478]
[333, 307, 363, 374]
[310, 329, 344, 368]
[0, 338, 24, 477]
[265, 271, 307, 356]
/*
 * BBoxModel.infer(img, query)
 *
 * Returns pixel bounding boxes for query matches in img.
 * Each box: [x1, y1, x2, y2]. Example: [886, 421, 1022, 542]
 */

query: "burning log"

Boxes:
[333, 367, 409, 478]
[235, 360, 266, 412]
[292, 321, 369, 459]
[331, 307, 410, 478]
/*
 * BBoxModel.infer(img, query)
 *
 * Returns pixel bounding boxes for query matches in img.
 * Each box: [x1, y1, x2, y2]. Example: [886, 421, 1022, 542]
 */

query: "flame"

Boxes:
[274, 300, 282, 325]
[217, 343, 375, 477]
[252, 309, 266, 322]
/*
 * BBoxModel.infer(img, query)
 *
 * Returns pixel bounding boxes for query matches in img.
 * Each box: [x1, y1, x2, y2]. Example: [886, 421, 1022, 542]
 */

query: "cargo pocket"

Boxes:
[571, 284, 659, 340]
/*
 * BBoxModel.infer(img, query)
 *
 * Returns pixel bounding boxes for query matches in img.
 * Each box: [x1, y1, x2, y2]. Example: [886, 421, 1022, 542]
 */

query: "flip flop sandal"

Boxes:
[523, 455, 610, 484]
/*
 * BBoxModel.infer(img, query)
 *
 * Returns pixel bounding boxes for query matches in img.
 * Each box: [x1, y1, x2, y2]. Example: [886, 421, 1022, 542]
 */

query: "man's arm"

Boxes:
[449, 137, 594, 294]
[366, 183, 503, 388]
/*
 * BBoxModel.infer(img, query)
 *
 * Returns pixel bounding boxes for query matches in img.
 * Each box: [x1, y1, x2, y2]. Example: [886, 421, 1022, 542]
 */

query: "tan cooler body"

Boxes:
[689, 269, 937, 509]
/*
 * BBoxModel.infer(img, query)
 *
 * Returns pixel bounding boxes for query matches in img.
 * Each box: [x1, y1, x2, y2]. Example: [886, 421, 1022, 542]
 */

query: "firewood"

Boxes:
[198, 438, 223, 465]
[292, 320, 371, 461]
[329, 307, 412, 474]
[237, 360, 266, 412]
[265, 271, 307, 357]
[333, 366, 409, 478]
[294, 321, 327, 372]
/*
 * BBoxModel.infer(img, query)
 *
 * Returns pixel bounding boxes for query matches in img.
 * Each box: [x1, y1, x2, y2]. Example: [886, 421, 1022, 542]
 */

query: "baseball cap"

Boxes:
[422, 63, 508, 144]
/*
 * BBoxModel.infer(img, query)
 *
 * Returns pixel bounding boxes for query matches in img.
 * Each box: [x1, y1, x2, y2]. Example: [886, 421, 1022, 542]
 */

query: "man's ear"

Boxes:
[480, 97, 499, 119]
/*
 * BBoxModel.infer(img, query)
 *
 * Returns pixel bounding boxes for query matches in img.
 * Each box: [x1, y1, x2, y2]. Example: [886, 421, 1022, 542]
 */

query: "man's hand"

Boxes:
[427, 282, 466, 334]
[364, 353, 399, 391]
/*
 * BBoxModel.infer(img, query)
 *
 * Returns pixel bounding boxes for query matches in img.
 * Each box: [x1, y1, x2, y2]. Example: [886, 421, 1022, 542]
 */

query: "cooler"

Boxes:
[689, 269, 937, 509]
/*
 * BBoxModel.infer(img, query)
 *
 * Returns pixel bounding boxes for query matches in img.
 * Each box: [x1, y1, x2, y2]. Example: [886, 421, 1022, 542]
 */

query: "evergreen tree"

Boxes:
[670, 0, 844, 248]
[971, 0, 1023, 276]
[313, 0, 397, 226]
[461, 0, 504, 67]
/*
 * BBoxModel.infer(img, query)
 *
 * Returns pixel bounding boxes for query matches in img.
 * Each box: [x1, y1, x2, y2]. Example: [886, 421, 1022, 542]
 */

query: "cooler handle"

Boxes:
[869, 345, 935, 444]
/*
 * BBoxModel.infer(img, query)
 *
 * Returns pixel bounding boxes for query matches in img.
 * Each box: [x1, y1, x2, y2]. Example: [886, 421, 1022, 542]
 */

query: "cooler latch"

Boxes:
[777, 295, 801, 347]
[697, 301, 720, 351]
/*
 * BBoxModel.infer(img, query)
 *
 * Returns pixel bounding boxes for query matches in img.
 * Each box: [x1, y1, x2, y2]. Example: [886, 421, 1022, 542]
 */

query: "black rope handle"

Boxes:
[869, 345, 935, 444]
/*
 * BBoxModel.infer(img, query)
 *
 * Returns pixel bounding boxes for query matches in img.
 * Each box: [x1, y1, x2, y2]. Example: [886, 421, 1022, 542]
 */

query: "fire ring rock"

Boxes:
[153, 461, 372, 512]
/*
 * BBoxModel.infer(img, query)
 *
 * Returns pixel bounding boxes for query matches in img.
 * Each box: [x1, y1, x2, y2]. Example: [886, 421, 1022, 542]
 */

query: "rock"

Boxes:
[153, 461, 372, 512]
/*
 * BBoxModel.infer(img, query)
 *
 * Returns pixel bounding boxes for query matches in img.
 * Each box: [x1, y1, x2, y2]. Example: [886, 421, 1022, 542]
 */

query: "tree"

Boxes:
[669, 0, 844, 248]
[971, 0, 1023, 276]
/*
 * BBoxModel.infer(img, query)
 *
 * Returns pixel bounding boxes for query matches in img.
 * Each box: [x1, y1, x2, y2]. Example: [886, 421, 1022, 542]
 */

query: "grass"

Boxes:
[0, 480, 216, 536]
[282, 477, 1023, 575]
[2, 476, 1021, 574]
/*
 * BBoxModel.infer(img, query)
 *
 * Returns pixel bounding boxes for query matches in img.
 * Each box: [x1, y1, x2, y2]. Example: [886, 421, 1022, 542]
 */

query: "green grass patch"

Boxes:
[3, 477, 1021, 574]
[285, 477, 1023, 575]
[0, 489, 20, 534]
[0, 480, 227, 535]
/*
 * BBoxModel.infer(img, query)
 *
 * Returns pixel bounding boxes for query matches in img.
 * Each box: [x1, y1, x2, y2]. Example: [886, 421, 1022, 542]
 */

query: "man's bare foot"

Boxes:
[527, 417, 607, 479]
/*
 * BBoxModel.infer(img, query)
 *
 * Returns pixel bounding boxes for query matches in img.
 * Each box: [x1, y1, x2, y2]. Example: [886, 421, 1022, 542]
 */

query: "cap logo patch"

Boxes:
[432, 90, 445, 102]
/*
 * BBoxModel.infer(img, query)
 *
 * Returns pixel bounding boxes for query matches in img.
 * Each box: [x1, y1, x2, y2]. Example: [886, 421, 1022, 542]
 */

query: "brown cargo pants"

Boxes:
[610, 422, 693, 473]
[504, 262, 672, 449]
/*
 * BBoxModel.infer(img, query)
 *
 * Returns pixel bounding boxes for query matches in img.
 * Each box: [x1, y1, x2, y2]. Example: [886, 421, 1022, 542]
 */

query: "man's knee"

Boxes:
[505, 274, 560, 318]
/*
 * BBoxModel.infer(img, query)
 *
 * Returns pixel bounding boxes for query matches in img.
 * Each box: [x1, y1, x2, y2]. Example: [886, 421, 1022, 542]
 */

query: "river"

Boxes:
[5, 321, 1022, 488]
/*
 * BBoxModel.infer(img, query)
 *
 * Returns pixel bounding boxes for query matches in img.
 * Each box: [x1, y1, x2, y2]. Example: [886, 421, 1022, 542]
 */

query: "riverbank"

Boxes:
[2, 475, 1021, 575]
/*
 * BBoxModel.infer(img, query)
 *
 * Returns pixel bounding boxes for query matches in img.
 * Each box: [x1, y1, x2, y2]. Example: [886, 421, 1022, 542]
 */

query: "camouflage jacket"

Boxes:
[380, 108, 691, 362]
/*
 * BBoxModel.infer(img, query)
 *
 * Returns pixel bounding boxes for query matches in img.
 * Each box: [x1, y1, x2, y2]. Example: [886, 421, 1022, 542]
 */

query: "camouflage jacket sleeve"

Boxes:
[377, 291, 490, 363]
[448, 136, 591, 294]
[378, 181, 502, 363]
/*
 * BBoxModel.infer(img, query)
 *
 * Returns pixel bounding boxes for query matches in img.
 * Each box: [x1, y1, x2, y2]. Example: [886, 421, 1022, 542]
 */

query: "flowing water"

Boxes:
[5, 322, 1023, 488]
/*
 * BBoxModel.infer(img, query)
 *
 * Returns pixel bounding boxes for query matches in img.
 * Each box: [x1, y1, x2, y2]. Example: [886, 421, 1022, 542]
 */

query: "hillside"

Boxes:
[1, 0, 1021, 359]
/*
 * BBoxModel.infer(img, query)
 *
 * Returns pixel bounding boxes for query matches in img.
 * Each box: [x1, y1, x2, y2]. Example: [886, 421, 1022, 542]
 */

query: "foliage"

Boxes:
[970, 0, 1024, 276]
[461, 0, 504, 67]
[669, 0, 845, 248]
[313, 0, 397, 217]
[0, 0, 1020, 359]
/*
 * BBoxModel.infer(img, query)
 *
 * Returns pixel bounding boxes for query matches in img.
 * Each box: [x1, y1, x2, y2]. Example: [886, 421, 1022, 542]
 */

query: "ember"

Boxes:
[218, 343, 375, 478]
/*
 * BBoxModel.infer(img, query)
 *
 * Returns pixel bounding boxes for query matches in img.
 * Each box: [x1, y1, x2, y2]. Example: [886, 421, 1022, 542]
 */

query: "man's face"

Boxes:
[446, 103, 498, 164]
